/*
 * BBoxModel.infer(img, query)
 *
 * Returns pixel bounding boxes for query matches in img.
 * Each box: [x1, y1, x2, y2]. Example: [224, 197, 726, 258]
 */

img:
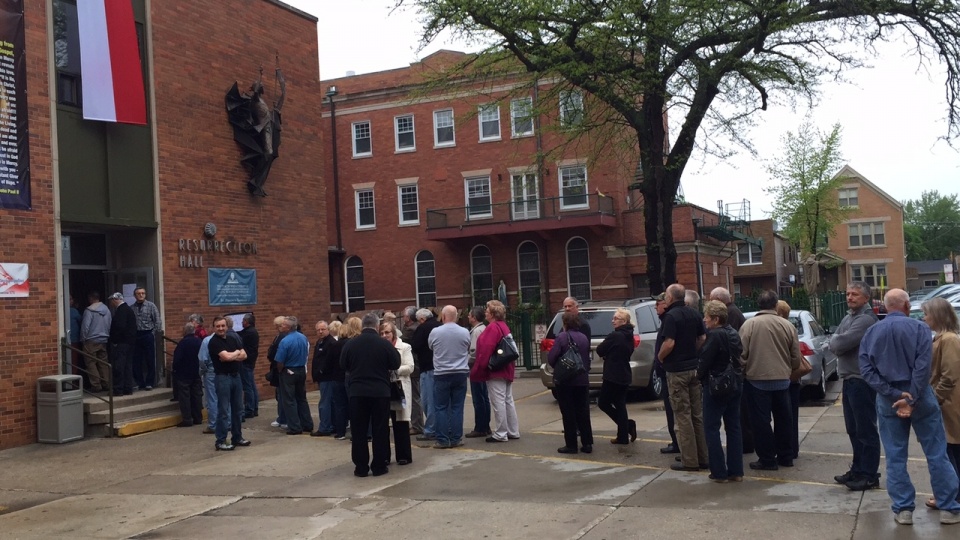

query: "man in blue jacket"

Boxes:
[275, 316, 313, 435]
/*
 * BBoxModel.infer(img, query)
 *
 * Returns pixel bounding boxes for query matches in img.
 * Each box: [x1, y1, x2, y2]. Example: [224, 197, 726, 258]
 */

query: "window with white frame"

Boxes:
[924, 279, 939, 287]
[345, 256, 365, 312]
[352, 121, 371, 157]
[851, 264, 887, 288]
[849, 222, 885, 247]
[518, 241, 541, 305]
[415, 251, 437, 308]
[471, 245, 493, 305]
[838, 187, 859, 207]
[510, 97, 534, 137]
[559, 90, 583, 128]
[566, 237, 591, 300]
[355, 188, 375, 229]
[559, 165, 588, 209]
[398, 184, 419, 225]
[433, 109, 455, 146]
[395, 114, 415, 151]
[478, 104, 500, 141]
[737, 243, 761, 265]
[465, 176, 492, 219]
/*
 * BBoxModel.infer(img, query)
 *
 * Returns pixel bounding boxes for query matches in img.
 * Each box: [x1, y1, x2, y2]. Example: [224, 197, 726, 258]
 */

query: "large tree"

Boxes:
[398, 0, 960, 293]
[766, 122, 848, 292]
[904, 190, 960, 261]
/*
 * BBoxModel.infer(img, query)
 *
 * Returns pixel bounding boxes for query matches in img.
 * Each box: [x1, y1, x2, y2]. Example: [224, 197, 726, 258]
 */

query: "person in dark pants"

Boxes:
[709, 287, 751, 454]
[465, 306, 491, 438]
[653, 293, 680, 454]
[776, 300, 803, 461]
[596, 307, 636, 445]
[238, 314, 260, 418]
[131, 287, 161, 391]
[381, 321, 414, 465]
[275, 316, 314, 435]
[699, 300, 745, 482]
[548, 312, 594, 454]
[310, 320, 337, 436]
[341, 312, 401, 477]
[208, 316, 250, 451]
[400, 306, 423, 436]
[172, 322, 203, 426]
[107, 292, 136, 395]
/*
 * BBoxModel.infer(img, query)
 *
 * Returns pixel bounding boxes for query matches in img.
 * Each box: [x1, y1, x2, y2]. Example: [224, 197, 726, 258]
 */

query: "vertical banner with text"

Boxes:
[0, 0, 29, 210]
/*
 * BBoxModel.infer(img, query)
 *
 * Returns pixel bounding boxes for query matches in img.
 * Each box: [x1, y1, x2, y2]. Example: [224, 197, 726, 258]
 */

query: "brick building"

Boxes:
[0, 0, 327, 450]
[320, 51, 737, 316]
[732, 219, 801, 298]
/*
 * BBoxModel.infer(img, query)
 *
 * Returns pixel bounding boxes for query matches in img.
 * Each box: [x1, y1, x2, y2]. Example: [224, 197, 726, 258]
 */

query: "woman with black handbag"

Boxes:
[381, 321, 414, 465]
[698, 300, 745, 483]
[547, 312, 594, 454]
[472, 300, 520, 443]
[596, 308, 637, 445]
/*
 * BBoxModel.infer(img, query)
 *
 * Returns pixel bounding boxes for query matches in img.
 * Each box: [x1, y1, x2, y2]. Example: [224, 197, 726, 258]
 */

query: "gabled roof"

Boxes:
[833, 165, 902, 210]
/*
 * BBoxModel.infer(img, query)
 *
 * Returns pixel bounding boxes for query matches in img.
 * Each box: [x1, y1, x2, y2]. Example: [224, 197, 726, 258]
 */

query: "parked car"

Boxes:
[909, 287, 939, 301]
[909, 302, 960, 322]
[539, 299, 663, 400]
[743, 310, 838, 399]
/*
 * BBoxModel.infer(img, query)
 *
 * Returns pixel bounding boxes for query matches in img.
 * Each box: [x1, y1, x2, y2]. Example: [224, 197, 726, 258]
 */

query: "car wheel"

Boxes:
[643, 371, 664, 401]
[551, 388, 559, 401]
[810, 361, 827, 400]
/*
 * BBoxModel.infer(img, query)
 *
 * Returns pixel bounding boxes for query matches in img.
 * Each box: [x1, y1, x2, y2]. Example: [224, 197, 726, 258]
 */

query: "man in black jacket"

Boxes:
[310, 320, 338, 436]
[340, 313, 401, 477]
[238, 314, 260, 418]
[107, 293, 137, 395]
[173, 322, 204, 427]
[411, 308, 441, 441]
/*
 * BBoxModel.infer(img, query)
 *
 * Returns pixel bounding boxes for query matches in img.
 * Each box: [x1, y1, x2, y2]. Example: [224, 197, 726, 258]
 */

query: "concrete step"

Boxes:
[87, 398, 182, 425]
[83, 388, 175, 414]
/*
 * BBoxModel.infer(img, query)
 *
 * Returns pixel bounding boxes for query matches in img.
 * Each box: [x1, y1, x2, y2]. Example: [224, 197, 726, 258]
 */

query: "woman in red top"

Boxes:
[471, 300, 519, 442]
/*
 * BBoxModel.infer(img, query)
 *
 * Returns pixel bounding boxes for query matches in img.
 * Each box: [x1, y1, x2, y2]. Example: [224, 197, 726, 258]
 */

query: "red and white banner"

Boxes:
[0, 263, 29, 297]
[77, 0, 146, 125]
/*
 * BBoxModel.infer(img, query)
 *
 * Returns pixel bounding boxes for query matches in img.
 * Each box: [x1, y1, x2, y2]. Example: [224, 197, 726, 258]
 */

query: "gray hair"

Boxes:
[242, 313, 255, 326]
[666, 283, 685, 302]
[415, 308, 434, 320]
[709, 287, 732, 304]
[188, 313, 204, 324]
[284, 316, 298, 329]
[470, 306, 485, 322]
[224, 316, 234, 327]
[403, 306, 417, 320]
[183, 322, 195, 336]
[685, 290, 700, 308]
[847, 281, 872, 299]
[361, 312, 380, 329]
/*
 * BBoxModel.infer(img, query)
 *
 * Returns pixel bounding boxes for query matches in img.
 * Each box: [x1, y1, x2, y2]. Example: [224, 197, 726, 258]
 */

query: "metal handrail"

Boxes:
[60, 337, 114, 437]
[426, 192, 615, 229]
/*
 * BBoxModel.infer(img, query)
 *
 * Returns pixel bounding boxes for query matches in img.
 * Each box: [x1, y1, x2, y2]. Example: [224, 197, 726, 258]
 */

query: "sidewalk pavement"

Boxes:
[0, 378, 950, 539]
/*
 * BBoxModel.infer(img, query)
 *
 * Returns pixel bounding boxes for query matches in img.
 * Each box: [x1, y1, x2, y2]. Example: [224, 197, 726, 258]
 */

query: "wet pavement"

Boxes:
[0, 377, 955, 539]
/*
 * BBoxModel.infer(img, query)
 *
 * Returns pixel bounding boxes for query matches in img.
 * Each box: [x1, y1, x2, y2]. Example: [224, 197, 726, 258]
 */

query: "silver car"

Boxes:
[743, 310, 838, 399]
[539, 299, 663, 401]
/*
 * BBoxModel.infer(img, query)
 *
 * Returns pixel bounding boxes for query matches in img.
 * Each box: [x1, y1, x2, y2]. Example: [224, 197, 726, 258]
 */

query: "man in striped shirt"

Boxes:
[132, 287, 162, 391]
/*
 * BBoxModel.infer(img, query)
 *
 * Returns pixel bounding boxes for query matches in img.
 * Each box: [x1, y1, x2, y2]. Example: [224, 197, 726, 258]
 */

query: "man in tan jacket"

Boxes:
[739, 290, 802, 471]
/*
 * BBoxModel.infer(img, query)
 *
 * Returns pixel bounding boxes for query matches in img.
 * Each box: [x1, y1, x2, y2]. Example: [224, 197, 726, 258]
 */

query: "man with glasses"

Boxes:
[132, 288, 162, 391]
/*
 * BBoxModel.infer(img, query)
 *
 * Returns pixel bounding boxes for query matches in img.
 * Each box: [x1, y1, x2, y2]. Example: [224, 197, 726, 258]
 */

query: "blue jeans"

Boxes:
[876, 383, 960, 514]
[420, 370, 436, 437]
[318, 380, 348, 435]
[214, 373, 244, 445]
[240, 364, 258, 416]
[470, 380, 491, 433]
[744, 380, 793, 466]
[703, 384, 744, 479]
[203, 370, 219, 429]
[842, 377, 880, 479]
[434, 373, 468, 445]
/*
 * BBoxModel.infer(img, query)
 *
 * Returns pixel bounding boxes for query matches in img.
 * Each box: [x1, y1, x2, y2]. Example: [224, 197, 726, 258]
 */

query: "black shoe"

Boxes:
[629, 420, 637, 442]
[834, 471, 855, 484]
[660, 443, 680, 454]
[700, 463, 710, 470]
[215, 442, 234, 451]
[232, 439, 251, 447]
[749, 461, 778, 471]
[671, 463, 700, 472]
[354, 470, 368, 478]
[778, 459, 794, 468]
[675, 455, 682, 462]
[285, 430, 303, 435]
[372, 468, 388, 477]
[311, 431, 333, 437]
[845, 476, 880, 491]
[580, 445, 593, 454]
[397, 459, 411, 466]
[557, 446, 578, 454]
[176, 421, 193, 427]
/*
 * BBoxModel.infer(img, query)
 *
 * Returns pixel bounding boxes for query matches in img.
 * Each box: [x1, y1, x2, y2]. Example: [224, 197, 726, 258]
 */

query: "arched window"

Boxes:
[471, 245, 493, 305]
[345, 256, 365, 312]
[517, 241, 541, 305]
[567, 237, 591, 300]
[415, 250, 437, 308]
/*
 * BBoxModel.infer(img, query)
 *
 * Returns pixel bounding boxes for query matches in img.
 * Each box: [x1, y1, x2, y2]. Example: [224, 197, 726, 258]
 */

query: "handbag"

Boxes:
[708, 363, 741, 399]
[553, 333, 585, 385]
[389, 371, 405, 402]
[488, 330, 519, 371]
[791, 355, 813, 381]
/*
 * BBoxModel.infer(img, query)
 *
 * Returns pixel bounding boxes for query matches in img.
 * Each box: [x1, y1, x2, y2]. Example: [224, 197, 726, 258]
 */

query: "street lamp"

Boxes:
[326, 86, 342, 250]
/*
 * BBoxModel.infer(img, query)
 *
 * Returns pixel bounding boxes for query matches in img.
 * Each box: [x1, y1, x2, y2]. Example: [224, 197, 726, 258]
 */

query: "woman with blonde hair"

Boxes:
[923, 298, 960, 509]
[381, 321, 415, 465]
[596, 307, 636, 445]
[699, 300, 744, 482]
[472, 300, 520, 443]
[323, 317, 360, 440]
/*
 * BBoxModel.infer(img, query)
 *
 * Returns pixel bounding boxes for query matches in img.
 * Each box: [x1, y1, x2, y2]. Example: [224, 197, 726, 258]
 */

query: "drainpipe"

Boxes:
[326, 86, 342, 250]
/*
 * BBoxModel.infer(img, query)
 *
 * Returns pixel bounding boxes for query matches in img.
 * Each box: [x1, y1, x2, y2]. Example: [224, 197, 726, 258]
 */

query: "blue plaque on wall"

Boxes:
[208, 268, 257, 306]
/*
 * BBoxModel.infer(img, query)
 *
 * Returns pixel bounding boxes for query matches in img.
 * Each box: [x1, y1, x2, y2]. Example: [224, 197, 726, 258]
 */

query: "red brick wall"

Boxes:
[0, 3, 58, 449]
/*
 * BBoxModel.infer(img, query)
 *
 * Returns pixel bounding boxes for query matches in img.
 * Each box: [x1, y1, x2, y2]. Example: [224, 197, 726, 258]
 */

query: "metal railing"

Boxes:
[60, 338, 114, 437]
[161, 333, 179, 388]
[426, 193, 615, 230]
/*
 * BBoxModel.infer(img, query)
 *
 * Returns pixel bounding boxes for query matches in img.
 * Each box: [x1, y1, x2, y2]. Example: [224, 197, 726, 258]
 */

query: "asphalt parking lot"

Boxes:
[0, 376, 952, 539]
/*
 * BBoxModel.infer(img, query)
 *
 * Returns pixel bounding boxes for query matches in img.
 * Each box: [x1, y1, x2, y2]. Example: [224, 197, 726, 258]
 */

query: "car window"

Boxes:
[808, 318, 825, 337]
[788, 316, 804, 337]
[545, 310, 616, 339]
[909, 309, 925, 320]
[635, 305, 658, 334]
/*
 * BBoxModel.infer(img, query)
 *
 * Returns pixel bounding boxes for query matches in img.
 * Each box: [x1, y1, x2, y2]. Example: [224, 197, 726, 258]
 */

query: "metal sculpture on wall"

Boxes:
[225, 60, 285, 197]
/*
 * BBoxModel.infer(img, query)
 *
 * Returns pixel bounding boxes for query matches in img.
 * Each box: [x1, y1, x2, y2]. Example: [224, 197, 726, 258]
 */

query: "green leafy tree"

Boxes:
[904, 190, 960, 261]
[398, 0, 960, 293]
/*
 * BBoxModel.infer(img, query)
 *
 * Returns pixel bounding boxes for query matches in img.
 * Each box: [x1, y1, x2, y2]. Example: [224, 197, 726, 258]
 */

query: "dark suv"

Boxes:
[538, 299, 663, 400]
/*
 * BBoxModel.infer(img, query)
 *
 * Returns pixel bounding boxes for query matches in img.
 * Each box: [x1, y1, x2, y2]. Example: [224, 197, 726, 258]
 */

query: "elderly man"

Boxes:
[411, 308, 441, 441]
[341, 312, 401, 477]
[172, 322, 203, 427]
[466, 306, 492, 438]
[828, 281, 880, 491]
[80, 291, 111, 393]
[131, 287, 162, 391]
[859, 289, 960, 526]
[429, 305, 471, 449]
[276, 316, 313, 435]
[563, 297, 592, 339]
[107, 292, 137, 396]
[654, 292, 680, 454]
[739, 290, 801, 471]
[658, 283, 708, 471]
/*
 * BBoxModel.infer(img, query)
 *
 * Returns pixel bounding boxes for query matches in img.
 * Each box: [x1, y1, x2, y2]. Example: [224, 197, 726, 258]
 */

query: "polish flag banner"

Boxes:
[77, 0, 146, 125]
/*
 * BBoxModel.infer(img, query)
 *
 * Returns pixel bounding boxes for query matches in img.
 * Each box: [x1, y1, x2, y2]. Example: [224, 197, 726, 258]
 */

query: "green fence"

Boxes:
[504, 307, 551, 370]
[734, 290, 848, 329]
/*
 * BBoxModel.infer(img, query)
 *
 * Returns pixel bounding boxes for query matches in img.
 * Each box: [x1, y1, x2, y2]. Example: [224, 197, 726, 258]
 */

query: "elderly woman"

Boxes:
[472, 300, 520, 443]
[923, 298, 960, 509]
[267, 315, 288, 429]
[699, 300, 745, 482]
[381, 321, 415, 465]
[597, 307, 636, 444]
[776, 299, 803, 460]
[548, 311, 593, 454]
[326, 317, 361, 440]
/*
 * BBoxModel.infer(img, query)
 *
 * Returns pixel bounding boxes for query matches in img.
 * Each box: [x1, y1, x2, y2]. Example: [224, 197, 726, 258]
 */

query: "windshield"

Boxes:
[545, 310, 617, 340]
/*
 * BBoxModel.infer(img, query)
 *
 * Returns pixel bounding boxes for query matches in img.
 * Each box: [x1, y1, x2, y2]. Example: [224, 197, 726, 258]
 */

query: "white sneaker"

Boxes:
[280, 424, 288, 430]
[270, 421, 280, 428]
[895, 510, 913, 525]
[942, 510, 960, 525]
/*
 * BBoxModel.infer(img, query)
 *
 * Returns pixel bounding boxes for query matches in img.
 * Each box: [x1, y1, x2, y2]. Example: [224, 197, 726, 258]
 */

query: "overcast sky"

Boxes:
[287, 0, 960, 218]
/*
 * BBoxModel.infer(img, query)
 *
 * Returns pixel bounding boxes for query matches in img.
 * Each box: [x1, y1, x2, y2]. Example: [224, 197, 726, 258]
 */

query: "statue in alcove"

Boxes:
[225, 60, 285, 197]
